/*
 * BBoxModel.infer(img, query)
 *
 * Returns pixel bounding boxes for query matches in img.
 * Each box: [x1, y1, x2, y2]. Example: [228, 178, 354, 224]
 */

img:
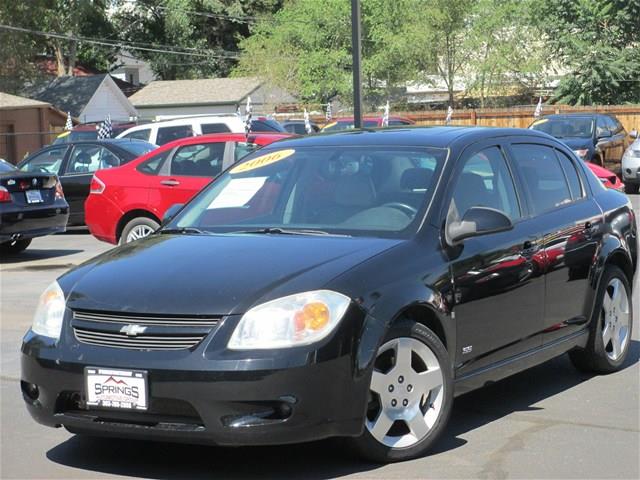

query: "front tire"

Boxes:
[0, 238, 32, 255]
[348, 320, 453, 463]
[569, 265, 633, 373]
[119, 217, 160, 245]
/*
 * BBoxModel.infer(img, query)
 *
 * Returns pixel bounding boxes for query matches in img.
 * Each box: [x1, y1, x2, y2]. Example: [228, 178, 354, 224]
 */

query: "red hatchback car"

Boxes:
[85, 133, 290, 244]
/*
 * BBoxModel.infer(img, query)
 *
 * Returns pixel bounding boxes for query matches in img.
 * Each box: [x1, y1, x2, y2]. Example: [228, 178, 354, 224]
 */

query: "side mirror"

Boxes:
[162, 203, 184, 226]
[446, 206, 513, 246]
[630, 129, 638, 139]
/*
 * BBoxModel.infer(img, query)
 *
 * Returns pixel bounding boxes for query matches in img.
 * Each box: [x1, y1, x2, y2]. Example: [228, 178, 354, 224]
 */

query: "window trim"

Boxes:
[137, 148, 171, 176]
[553, 148, 586, 201]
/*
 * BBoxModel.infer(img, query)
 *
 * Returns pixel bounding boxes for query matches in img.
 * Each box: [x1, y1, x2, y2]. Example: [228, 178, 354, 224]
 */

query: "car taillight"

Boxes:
[90, 175, 105, 194]
[0, 186, 11, 203]
[55, 180, 65, 199]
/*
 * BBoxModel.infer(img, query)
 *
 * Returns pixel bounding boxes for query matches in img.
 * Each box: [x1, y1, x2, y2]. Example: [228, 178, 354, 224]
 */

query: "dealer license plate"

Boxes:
[25, 189, 43, 204]
[85, 367, 148, 410]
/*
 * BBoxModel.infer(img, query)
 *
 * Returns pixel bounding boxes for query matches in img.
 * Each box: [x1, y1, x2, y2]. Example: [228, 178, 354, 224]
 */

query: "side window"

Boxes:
[451, 146, 521, 220]
[389, 120, 411, 126]
[137, 150, 169, 175]
[605, 116, 619, 134]
[170, 143, 225, 177]
[555, 150, 584, 200]
[123, 129, 150, 141]
[596, 117, 611, 138]
[99, 148, 121, 169]
[20, 146, 67, 174]
[65, 145, 102, 174]
[510, 144, 572, 215]
[201, 123, 231, 134]
[234, 142, 259, 161]
[156, 125, 194, 145]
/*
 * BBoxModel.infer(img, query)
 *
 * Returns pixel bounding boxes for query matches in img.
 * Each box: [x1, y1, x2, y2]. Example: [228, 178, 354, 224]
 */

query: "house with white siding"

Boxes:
[29, 74, 137, 123]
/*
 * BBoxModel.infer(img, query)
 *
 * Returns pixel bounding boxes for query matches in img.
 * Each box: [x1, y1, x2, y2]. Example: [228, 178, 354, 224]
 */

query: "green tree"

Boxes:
[112, 0, 282, 80]
[537, 0, 640, 105]
[234, 0, 424, 108]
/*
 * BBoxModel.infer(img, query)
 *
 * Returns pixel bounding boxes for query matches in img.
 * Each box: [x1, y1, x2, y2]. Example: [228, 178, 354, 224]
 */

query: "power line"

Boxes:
[0, 24, 239, 59]
[120, 0, 258, 23]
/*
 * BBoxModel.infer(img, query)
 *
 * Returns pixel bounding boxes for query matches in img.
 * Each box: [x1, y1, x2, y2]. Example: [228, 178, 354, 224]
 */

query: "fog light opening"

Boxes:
[21, 381, 39, 401]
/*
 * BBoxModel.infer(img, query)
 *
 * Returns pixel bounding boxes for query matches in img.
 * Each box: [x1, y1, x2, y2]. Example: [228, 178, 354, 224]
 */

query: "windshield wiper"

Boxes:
[229, 227, 350, 237]
[160, 227, 210, 235]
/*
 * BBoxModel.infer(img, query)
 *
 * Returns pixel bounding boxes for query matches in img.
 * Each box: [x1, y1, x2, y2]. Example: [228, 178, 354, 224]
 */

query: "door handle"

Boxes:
[160, 179, 180, 187]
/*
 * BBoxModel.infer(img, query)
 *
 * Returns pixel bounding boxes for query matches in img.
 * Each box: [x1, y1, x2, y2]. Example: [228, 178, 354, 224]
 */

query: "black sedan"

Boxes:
[0, 159, 69, 254]
[281, 119, 320, 135]
[18, 139, 156, 225]
[529, 113, 630, 172]
[21, 127, 636, 462]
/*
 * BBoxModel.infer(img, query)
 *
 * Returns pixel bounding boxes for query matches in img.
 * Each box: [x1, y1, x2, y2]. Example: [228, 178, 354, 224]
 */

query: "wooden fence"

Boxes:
[309, 104, 640, 133]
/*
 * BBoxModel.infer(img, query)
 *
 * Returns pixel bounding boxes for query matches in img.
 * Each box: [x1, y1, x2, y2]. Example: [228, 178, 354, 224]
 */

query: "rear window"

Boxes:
[117, 141, 156, 157]
[0, 160, 16, 173]
[156, 125, 194, 145]
[137, 150, 170, 175]
[250, 119, 286, 133]
[122, 129, 151, 142]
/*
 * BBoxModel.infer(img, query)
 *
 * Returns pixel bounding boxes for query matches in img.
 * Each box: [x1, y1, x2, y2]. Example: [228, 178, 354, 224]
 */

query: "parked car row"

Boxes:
[3, 111, 638, 256]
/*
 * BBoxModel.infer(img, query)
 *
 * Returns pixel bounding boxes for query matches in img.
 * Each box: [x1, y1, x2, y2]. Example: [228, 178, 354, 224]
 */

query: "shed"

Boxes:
[0, 92, 69, 164]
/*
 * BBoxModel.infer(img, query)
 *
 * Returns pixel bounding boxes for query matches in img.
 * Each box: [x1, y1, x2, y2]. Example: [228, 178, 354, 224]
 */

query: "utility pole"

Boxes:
[351, 0, 362, 129]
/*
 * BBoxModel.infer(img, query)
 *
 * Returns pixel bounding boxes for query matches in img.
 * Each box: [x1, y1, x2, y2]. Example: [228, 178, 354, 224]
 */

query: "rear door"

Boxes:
[447, 141, 546, 375]
[506, 141, 603, 344]
[61, 144, 115, 224]
[149, 141, 226, 217]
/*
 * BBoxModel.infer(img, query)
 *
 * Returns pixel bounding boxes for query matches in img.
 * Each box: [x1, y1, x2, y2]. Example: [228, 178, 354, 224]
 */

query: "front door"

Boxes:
[446, 143, 546, 376]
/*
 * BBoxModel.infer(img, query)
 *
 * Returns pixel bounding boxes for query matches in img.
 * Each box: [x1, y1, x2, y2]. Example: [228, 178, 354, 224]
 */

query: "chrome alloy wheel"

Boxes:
[601, 277, 631, 361]
[126, 224, 155, 243]
[366, 337, 444, 448]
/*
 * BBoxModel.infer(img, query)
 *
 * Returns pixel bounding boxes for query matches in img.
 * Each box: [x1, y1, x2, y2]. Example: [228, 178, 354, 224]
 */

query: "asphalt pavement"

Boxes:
[1, 198, 639, 480]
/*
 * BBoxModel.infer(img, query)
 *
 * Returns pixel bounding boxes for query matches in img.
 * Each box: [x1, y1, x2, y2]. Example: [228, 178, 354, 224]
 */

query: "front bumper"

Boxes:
[20, 307, 370, 446]
[621, 162, 640, 185]
[0, 202, 69, 243]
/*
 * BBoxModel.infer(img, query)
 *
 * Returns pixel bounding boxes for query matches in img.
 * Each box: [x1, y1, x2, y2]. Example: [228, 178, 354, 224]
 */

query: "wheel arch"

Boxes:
[116, 209, 161, 242]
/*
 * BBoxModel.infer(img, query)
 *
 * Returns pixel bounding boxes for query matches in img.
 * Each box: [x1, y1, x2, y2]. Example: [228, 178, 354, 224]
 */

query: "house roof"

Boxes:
[29, 74, 109, 117]
[129, 77, 263, 107]
[0, 92, 50, 110]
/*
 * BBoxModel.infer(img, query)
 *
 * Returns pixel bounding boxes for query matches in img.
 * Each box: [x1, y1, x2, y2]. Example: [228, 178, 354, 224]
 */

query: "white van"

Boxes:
[116, 115, 245, 145]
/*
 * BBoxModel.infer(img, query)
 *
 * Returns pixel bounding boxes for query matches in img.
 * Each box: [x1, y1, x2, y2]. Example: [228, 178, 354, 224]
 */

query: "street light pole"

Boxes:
[351, 0, 362, 129]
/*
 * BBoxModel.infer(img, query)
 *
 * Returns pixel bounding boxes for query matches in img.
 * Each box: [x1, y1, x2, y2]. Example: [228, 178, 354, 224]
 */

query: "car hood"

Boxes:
[559, 137, 593, 150]
[61, 233, 402, 316]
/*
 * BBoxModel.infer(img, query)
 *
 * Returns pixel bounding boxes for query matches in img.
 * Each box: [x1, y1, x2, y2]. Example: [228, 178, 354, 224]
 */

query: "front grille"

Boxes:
[71, 310, 220, 351]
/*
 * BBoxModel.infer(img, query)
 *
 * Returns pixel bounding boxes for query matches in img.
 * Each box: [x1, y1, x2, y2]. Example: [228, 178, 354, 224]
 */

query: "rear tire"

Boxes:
[348, 320, 453, 463]
[0, 238, 32, 255]
[624, 183, 639, 195]
[119, 217, 160, 245]
[569, 265, 633, 373]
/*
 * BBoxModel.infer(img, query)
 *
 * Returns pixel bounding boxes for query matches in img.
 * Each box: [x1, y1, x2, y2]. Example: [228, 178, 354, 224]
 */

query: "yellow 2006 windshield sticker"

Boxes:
[231, 149, 295, 174]
[57, 131, 71, 138]
[531, 118, 548, 126]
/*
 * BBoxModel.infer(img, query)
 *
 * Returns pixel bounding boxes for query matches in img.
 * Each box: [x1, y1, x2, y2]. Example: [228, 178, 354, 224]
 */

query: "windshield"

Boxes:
[117, 141, 157, 156]
[530, 117, 593, 138]
[169, 145, 447, 238]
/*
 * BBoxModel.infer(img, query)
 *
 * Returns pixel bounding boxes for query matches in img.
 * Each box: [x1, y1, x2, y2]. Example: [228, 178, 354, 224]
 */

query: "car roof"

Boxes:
[151, 132, 294, 151]
[540, 114, 602, 120]
[332, 115, 413, 122]
[256, 125, 551, 149]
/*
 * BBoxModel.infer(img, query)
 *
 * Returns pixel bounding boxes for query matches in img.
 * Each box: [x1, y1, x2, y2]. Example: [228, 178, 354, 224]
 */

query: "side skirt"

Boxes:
[453, 329, 589, 397]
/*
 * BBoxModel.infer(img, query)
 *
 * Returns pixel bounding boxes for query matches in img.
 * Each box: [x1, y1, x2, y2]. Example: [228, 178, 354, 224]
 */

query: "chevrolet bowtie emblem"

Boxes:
[120, 324, 147, 336]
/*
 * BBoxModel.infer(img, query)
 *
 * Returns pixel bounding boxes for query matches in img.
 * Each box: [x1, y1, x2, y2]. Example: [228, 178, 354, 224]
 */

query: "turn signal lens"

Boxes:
[228, 290, 350, 350]
[573, 149, 588, 158]
[0, 186, 11, 203]
[89, 175, 105, 194]
[55, 180, 64, 199]
[294, 302, 330, 334]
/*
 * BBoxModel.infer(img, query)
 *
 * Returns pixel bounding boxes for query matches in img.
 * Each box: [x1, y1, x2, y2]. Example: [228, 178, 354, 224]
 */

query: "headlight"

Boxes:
[573, 149, 589, 158]
[32, 281, 66, 339]
[228, 290, 350, 350]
